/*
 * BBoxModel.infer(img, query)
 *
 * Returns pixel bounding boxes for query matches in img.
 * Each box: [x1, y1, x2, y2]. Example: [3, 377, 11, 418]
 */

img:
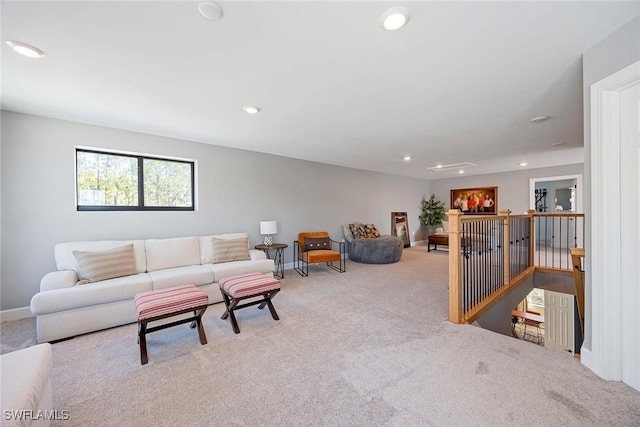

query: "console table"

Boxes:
[255, 243, 287, 279]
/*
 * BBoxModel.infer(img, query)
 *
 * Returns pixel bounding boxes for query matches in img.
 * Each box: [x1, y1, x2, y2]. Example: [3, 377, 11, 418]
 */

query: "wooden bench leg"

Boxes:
[220, 287, 280, 334]
[258, 290, 280, 321]
[267, 299, 279, 321]
[227, 304, 241, 334]
[220, 292, 241, 333]
[196, 309, 207, 345]
[139, 320, 149, 365]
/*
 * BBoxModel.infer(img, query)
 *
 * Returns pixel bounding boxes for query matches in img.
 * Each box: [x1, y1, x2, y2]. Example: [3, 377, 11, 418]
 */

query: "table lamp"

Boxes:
[260, 221, 277, 245]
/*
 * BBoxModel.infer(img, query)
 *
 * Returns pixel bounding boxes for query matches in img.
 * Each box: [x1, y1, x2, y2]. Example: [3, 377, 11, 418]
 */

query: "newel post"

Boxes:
[527, 209, 536, 268]
[500, 209, 512, 285]
[447, 209, 463, 323]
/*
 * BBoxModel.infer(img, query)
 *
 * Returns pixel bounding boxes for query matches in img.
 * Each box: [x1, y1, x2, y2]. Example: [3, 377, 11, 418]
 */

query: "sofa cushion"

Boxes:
[146, 237, 200, 272]
[56, 240, 147, 274]
[212, 237, 250, 263]
[199, 233, 249, 264]
[204, 258, 275, 283]
[30, 273, 152, 315]
[73, 244, 138, 284]
[148, 265, 214, 290]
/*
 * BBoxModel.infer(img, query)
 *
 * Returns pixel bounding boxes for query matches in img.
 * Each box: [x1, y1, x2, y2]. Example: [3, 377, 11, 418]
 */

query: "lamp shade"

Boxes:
[260, 221, 277, 235]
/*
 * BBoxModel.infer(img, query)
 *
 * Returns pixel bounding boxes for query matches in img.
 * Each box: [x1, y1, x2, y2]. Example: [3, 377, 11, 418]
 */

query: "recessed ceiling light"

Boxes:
[5, 41, 45, 58]
[436, 164, 443, 169]
[520, 162, 528, 167]
[403, 156, 412, 161]
[243, 106, 260, 114]
[198, 2, 223, 20]
[530, 116, 550, 124]
[381, 7, 410, 31]
[458, 170, 465, 174]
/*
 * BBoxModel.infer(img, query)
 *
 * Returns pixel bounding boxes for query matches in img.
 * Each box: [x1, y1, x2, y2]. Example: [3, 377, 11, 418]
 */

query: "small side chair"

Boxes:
[294, 231, 345, 276]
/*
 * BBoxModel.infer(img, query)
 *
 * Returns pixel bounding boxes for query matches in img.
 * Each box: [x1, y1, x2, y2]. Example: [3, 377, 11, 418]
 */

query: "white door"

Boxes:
[544, 290, 574, 353]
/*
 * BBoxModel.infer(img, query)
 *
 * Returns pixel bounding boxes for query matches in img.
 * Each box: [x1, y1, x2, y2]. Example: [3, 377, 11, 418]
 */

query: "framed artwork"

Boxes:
[450, 187, 498, 215]
[391, 212, 410, 248]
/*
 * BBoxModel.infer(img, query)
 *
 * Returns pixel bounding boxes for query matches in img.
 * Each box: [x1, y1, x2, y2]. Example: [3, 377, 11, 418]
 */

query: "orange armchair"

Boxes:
[294, 231, 345, 276]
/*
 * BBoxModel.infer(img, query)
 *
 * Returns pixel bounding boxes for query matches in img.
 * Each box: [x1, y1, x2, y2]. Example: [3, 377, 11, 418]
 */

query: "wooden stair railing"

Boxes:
[570, 247, 585, 336]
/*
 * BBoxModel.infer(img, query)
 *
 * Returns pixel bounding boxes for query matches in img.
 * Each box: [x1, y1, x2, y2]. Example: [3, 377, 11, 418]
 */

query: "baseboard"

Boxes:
[0, 306, 33, 322]
[580, 346, 593, 370]
[413, 239, 427, 247]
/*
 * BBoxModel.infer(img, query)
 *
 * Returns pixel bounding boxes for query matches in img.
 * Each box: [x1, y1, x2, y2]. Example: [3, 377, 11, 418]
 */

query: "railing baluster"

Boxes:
[448, 209, 583, 324]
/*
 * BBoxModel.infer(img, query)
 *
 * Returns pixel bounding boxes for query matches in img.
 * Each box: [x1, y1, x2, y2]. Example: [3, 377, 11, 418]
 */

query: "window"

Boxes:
[526, 288, 545, 312]
[76, 149, 194, 211]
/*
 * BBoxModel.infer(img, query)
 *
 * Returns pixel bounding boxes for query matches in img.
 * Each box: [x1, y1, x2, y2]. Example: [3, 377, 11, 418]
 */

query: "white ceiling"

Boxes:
[2, 1, 639, 179]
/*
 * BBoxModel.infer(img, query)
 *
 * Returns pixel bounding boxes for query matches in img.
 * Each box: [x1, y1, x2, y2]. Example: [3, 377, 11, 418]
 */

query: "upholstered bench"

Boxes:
[218, 273, 281, 334]
[134, 285, 209, 365]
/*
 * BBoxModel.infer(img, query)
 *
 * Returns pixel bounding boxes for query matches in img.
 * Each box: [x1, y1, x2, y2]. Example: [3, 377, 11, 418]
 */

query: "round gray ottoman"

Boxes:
[348, 235, 403, 264]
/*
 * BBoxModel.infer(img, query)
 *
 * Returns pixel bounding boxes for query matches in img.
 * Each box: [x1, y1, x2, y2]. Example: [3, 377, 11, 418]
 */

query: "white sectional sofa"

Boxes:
[30, 233, 275, 343]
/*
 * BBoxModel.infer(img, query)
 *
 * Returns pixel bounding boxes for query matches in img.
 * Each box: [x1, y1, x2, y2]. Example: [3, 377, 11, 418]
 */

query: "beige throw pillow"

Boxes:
[211, 237, 250, 264]
[73, 244, 137, 285]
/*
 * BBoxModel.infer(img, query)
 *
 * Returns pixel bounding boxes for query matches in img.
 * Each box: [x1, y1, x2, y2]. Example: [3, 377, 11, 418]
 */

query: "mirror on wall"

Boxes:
[391, 212, 410, 248]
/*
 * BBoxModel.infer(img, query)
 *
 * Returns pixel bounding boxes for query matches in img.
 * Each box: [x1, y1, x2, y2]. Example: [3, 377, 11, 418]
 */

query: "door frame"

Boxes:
[584, 59, 640, 386]
[529, 174, 583, 213]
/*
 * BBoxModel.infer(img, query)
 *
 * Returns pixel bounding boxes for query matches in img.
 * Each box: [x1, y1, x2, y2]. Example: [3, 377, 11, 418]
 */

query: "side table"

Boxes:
[255, 243, 288, 279]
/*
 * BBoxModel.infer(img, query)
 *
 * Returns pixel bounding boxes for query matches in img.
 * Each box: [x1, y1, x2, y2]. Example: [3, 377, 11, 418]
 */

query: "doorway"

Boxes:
[587, 59, 639, 391]
[530, 175, 583, 213]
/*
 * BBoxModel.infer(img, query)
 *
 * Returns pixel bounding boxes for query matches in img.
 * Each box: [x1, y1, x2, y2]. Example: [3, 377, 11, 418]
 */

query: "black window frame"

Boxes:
[76, 148, 195, 211]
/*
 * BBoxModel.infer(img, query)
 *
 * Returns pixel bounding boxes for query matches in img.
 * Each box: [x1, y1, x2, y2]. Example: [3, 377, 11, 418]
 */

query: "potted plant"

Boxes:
[419, 194, 446, 235]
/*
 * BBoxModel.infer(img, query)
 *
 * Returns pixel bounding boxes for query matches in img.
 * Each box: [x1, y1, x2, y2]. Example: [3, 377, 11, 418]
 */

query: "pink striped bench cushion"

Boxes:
[134, 284, 208, 320]
[219, 273, 280, 298]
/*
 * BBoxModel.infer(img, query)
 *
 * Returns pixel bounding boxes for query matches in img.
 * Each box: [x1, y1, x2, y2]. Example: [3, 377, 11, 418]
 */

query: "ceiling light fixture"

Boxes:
[520, 162, 528, 167]
[458, 170, 465, 174]
[198, 2, 223, 20]
[5, 41, 45, 58]
[243, 106, 260, 114]
[530, 115, 550, 124]
[403, 156, 412, 161]
[381, 7, 410, 31]
[428, 162, 476, 172]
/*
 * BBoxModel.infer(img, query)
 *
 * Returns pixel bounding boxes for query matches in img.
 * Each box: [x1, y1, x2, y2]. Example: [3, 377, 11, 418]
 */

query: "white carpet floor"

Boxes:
[1, 247, 639, 426]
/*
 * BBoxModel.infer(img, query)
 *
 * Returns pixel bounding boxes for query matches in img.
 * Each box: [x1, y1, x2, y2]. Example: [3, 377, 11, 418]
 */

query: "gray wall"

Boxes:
[428, 164, 584, 216]
[582, 16, 640, 351]
[1, 111, 429, 310]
